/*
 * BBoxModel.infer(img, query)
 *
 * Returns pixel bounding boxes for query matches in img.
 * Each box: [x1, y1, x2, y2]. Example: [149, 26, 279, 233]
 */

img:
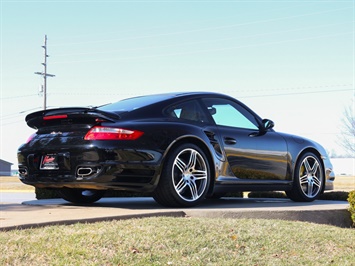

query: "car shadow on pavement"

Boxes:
[0, 203, 55, 212]
[18, 196, 349, 211]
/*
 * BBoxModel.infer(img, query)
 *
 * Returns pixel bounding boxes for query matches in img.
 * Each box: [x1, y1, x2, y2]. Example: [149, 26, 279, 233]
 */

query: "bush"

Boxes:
[319, 191, 349, 201]
[348, 190, 355, 227]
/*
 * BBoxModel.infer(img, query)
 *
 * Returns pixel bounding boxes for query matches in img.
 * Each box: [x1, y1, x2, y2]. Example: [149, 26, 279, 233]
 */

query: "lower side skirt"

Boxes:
[212, 182, 293, 194]
[21, 181, 157, 193]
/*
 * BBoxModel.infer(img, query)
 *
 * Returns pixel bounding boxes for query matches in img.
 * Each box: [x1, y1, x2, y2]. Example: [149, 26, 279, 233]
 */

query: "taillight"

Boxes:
[26, 133, 36, 143]
[84, 126, 144, 140]
[43, 114, 68, 120]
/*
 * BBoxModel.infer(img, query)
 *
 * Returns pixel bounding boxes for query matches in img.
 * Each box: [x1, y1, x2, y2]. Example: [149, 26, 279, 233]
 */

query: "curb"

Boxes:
[0, 197, 352, 231]
[0, 211, 186, 231]
[184, 209, 352, 228]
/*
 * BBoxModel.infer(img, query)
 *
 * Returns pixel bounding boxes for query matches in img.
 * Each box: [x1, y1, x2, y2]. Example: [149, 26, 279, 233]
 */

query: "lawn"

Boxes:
[0, 176, 354, 265]
[1, 217, 354, 265]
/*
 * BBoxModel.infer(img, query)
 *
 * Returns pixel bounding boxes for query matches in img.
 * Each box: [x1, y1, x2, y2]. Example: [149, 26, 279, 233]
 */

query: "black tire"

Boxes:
[153, 143, 211, 207]
[286, 152, 324, 202]
[58, 188, 105, 204]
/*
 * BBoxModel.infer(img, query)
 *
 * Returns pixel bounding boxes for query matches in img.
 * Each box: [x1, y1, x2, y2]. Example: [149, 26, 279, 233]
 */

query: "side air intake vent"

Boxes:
[204, 130, 224, 160]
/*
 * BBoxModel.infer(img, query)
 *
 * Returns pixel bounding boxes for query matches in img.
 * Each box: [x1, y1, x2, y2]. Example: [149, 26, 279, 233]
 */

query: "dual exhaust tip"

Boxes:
[76, 166, 101, 179]
[19, 167, 28, 177]
[18, 166, 101, 179]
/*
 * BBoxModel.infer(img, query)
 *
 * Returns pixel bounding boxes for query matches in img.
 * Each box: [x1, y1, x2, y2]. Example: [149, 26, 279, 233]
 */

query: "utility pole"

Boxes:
[35, 35, 55, 110]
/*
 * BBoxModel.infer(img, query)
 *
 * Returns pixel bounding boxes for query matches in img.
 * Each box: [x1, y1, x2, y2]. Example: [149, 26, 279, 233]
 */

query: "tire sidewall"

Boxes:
[162, 143, 211, 207]
[293, 152, 325, 201]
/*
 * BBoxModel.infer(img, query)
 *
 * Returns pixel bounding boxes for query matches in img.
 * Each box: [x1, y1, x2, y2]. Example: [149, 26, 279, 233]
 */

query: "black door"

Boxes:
[202, 98, 289, 181]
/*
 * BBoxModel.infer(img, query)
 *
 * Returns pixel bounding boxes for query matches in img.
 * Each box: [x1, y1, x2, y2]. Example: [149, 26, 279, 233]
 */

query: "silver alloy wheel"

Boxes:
[298, 155, 322, 198]
[172, 148, 208, 202]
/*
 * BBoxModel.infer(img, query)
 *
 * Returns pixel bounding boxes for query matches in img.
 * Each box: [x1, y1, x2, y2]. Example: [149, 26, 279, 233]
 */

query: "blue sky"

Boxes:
[1, 0, 354, 166]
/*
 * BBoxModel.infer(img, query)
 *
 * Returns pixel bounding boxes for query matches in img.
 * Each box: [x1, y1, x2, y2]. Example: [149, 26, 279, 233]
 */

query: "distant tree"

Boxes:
[340, 102, 355, 157]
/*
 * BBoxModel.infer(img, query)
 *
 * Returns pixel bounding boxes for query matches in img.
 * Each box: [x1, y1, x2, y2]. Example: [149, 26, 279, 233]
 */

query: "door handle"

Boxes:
[224, 137, 237, 145]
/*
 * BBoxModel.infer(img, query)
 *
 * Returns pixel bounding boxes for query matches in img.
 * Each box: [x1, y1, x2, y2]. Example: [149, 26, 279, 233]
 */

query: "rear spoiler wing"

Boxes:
[26, 107, 121, 129]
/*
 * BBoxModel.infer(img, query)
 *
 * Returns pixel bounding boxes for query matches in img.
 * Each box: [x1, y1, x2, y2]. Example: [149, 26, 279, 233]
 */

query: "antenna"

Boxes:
[35, 35, 55, 110]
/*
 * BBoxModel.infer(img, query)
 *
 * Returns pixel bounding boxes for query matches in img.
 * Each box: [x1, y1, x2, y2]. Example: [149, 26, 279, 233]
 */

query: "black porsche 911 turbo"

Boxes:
[17, 92, 334, 207]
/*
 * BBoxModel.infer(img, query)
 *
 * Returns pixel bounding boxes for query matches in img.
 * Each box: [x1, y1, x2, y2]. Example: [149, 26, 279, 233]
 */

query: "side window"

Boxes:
[202, 98, 259, 130]
[166, 100, 208, 123]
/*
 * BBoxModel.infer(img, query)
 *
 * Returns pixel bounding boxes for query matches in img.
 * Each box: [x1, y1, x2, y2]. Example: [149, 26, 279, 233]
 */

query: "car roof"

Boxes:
[98, 91, 229, 113]
[127, 91, 225, 100]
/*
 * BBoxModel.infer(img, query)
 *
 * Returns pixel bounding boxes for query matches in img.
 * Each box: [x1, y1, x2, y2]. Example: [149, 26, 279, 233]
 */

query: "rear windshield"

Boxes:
[98, 94, 173, 113]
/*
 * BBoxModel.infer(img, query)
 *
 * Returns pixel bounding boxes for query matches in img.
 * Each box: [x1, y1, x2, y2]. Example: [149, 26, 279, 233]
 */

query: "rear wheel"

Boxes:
[286, 152, 324, 202]
[58, 188, 105, 204]
[153, 143, 210, 207]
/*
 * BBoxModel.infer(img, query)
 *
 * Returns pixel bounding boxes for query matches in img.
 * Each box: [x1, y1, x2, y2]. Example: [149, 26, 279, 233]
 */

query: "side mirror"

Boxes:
[208, 107, 216, 115]
[249, 119, 274, 137]
[262, 119, 274, 131]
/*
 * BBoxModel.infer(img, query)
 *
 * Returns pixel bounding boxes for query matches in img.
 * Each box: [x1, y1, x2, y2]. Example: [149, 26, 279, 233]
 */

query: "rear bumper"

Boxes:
[17, 147, 162, 192]
[18, 163, 159, 192]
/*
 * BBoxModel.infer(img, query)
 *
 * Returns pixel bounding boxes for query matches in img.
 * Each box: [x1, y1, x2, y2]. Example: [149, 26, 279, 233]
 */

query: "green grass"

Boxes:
[1, 217, 354, 265]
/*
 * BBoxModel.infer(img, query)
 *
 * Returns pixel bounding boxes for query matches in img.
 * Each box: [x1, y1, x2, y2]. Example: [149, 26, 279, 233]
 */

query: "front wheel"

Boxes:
[286, 152, 324, 202]
[153, 143, 210, 207]
[58, 188, 105, 204]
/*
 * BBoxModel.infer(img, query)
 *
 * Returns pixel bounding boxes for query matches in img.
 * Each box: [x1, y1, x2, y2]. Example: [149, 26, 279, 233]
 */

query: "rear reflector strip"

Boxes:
[43, 115, 68, 120]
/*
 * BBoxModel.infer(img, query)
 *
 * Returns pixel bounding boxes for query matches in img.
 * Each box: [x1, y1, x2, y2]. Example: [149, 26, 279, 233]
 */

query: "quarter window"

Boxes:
[166, 100, 208, 123]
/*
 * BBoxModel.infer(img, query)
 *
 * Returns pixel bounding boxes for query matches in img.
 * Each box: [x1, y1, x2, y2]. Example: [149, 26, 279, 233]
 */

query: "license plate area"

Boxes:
[40, 154, 59, 170]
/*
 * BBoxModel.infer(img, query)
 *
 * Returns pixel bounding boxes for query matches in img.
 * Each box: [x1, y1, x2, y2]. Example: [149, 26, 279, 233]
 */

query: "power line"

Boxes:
[0, 94, 39, 100]
[238, 88, 354, 98]
[0, 107, 42, 119]
[46, 85, 353, 97]
[52, 6, 352, 47]
[52, 30, 353, 65]
[50, 1, 323, 41]
[6, 4, 353, 73]
[54, 20, 354, 58]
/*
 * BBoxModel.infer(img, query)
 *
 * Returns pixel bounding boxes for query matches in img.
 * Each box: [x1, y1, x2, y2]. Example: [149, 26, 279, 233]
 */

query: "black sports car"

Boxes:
[17, 92, 334, 207]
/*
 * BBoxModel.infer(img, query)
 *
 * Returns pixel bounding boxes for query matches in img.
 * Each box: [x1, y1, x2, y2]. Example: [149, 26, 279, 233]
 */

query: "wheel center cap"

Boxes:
[183, 173, 194, 181]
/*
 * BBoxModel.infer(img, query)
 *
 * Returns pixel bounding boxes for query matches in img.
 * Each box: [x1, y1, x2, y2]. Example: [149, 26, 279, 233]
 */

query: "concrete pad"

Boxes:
[0, 197, 352, 231]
